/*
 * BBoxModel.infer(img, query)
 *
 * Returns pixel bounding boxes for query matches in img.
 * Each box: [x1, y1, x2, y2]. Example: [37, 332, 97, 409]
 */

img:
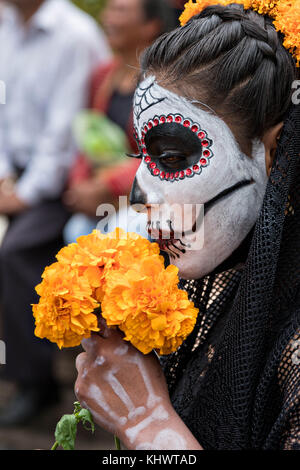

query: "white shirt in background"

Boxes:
[0, 0, 111, 205]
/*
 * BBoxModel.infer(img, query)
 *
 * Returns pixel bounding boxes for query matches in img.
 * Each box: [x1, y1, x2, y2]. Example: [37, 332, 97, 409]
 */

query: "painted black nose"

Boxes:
[130, 177, 147, 206]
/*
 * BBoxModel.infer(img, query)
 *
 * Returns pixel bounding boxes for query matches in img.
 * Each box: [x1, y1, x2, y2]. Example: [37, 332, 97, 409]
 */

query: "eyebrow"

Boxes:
[205, 179, 254, 215]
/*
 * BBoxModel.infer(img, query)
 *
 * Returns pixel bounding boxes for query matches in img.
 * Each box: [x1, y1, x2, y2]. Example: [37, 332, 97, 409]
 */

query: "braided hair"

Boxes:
[141, 3, 297, 153]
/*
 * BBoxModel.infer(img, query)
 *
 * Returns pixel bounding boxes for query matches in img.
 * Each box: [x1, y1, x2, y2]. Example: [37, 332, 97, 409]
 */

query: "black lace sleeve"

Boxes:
[278, 330, 300, 450]
[160, 104, 300, 450]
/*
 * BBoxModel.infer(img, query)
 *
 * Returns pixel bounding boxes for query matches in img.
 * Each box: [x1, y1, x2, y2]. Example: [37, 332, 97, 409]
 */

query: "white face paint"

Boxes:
[131, 75, 269, 279]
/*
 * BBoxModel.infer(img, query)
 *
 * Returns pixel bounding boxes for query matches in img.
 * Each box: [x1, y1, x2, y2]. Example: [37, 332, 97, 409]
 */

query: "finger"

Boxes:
[97, 325, 125, 346]
[75, 351, 87, 373]
[97, 316, 112, 338]
[81, 334, 103, 356]
[97, 313, 125, 341]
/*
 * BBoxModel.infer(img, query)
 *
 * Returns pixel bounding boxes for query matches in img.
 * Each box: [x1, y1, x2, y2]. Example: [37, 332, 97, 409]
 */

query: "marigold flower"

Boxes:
[33, 262, 100, 349]
[101, 259, 198, 355]
[179, 0, 300, 65]
[33, 228, 198, 355]
[55, 228, 161, 301]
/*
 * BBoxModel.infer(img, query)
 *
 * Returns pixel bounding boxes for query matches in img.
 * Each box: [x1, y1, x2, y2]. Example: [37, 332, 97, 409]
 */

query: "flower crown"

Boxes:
[180, 0, 300, 66]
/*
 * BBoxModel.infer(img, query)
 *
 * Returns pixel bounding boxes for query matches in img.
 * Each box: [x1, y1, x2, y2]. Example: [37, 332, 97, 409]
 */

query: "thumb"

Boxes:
[81, 334, 102, 357]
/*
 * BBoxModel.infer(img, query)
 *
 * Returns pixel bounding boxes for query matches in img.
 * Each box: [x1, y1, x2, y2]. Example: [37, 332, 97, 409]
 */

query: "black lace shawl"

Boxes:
[161, 104, 300, 450]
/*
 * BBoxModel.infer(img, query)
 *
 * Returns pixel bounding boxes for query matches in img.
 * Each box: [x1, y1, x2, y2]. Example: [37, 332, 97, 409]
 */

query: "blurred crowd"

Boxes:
[0, 0, 182, 429]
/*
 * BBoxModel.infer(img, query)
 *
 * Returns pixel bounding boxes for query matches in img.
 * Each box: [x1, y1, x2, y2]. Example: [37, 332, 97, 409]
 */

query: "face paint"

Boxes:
[135, 115, 213, 182]
[131, 75, 269, 279]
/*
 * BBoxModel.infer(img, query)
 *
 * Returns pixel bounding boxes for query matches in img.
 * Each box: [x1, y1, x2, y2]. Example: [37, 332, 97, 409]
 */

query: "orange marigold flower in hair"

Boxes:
[179, 0, 300, 64]
[33, 262, 100, 349]
[179, 0, 276, 26]
[274, 0, 300, 65]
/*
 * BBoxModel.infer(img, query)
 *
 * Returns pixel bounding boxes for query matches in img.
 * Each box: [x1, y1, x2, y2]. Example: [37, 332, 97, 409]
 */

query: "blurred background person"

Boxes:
[0, 0, 111, 426]
[63, 0, 178, 242]
[171, 0, 187, 16]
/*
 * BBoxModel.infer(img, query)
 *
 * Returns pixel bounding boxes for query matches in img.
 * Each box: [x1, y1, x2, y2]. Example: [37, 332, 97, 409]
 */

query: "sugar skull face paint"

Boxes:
[130, 75, 269, 280]
[136, 114, 213, 181]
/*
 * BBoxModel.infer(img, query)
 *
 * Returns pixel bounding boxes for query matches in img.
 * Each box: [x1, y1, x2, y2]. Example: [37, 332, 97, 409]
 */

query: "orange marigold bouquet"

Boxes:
[32, 227, 198, 356]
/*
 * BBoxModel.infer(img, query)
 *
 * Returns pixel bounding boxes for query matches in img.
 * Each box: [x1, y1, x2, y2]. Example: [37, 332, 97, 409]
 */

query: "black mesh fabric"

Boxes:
[160, 104, 300, 450]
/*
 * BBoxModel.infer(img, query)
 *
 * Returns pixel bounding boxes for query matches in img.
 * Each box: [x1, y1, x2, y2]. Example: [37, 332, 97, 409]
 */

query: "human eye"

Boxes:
[159, 152, 187, 168]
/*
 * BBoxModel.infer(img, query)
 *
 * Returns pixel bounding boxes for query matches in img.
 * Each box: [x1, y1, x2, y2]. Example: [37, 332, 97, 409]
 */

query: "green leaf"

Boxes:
[73, 401, 82, 415]
[77, 407, 95, 433]
[54, 414, 77, 450]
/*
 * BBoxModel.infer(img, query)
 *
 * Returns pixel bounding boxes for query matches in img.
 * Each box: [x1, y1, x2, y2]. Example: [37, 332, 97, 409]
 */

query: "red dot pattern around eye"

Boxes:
[134, 114, 214, 182]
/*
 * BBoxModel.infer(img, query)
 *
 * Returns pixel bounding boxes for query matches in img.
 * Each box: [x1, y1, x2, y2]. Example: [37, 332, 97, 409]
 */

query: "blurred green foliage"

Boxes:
[71, 0, 106, 20]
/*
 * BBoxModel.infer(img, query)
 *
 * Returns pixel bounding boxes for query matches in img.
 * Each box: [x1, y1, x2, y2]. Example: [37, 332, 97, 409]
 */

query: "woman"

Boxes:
[63, 0, 177, 241]
[74, 1, 300, 450]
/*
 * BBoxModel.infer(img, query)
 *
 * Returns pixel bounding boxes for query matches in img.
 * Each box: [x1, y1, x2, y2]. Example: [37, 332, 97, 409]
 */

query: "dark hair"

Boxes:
[142, 0, 179, 35]
[141, 3, 297, 152]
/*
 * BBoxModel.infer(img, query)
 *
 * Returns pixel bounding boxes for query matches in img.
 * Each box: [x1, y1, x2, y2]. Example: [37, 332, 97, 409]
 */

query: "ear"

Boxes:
[262, 122, 284, 177]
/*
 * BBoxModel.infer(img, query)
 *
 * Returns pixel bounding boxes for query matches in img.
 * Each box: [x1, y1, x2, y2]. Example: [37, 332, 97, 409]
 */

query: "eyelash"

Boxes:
[126, 152, 142, 159]
[126, 152, 185, 163]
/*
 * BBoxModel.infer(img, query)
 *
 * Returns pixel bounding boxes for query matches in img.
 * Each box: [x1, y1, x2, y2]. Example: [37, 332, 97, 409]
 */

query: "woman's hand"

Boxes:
[75, 329, 202, 450]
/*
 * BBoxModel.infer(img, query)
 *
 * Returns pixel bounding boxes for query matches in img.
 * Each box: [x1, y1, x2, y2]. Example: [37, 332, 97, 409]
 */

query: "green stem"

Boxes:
[114, 435, 121, 450]
[51, 441, 59, 451]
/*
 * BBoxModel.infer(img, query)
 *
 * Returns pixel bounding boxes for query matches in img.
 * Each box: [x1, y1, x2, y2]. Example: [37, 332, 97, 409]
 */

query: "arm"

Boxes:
[75, 329, 202, 450]
[278, 332, 300, 450]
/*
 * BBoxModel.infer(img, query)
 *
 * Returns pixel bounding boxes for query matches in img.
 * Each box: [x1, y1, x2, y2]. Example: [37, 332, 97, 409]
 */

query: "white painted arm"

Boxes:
[75, 330, 202, 450]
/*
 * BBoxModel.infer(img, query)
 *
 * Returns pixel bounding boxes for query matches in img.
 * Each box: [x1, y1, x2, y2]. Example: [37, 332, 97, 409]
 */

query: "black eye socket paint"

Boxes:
[145, 122, 202, 158]
[133, 115, 214, 182]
